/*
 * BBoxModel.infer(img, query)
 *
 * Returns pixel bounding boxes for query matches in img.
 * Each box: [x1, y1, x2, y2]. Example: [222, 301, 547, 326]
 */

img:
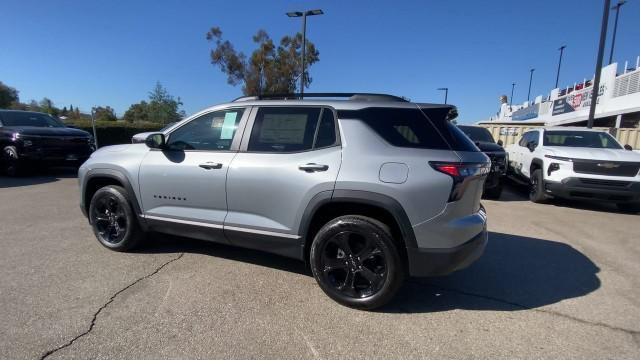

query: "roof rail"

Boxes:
[232, 93, 409, 102]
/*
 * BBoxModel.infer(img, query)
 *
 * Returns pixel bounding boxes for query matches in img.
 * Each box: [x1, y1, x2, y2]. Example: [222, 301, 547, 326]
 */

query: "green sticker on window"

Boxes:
[220, 112, 238, 139]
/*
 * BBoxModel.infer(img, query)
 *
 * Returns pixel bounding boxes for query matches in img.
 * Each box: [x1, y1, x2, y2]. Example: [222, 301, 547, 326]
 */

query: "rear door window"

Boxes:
[248, 107, 322, 152]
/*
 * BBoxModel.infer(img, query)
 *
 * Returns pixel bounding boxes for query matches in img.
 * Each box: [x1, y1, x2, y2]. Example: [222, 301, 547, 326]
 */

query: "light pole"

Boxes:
[286, 9, 323, 97]
[437, 87, 448, 104]
[608, 0, 626, 65]
[510, 82, 516, 108]
[555, 45, 566, 89]
[527, 68, 535, 102]
[588, 0, 611, 128]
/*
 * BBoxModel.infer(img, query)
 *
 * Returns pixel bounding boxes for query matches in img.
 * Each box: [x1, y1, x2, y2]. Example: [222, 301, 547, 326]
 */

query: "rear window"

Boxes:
[337, 107, 477, 151]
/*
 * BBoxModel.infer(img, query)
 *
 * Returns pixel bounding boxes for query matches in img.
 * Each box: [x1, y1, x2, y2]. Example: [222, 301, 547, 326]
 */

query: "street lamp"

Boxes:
[555, 45, 566, 89]
[608, 0, 626, 65]
[588, 0, 611, 128]
[510, 83, 516, 109]
[437, 87, 448, 104]
[527, 68, 535, 102]
[286, 9, 323, 96]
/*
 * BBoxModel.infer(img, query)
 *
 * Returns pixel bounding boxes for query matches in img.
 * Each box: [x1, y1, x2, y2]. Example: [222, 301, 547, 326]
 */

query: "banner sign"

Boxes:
[512, 104, 540, 121]
[552, 85, 605, 116]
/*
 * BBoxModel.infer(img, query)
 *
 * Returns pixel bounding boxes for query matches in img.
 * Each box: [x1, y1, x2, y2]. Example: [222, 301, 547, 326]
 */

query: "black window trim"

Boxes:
[239, 105, 341, 154]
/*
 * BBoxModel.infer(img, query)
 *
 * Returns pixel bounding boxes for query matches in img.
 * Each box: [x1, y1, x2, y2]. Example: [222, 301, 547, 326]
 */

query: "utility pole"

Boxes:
[555, 45, 566, 89]
[609, 1, 626, 65]
[588, 0, 611, 128]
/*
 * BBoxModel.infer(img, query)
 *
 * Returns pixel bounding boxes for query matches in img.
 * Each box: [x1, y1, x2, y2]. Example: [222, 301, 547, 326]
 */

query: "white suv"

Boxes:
[506, 127, 640, 212]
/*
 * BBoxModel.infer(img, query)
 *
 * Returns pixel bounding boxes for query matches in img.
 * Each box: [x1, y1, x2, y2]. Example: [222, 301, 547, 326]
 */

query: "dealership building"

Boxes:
[480, 56, 640, 129]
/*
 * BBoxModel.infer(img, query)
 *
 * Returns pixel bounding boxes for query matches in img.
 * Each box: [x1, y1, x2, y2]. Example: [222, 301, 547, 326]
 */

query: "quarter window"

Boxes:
[167, 109, 244, 151]
[248, 107, 335, 152]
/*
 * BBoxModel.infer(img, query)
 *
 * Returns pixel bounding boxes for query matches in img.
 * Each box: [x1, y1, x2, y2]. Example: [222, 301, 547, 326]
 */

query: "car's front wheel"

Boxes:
[529, 169, 547, 203]
[89, 185, 144, 251]
[310, 215, 404, 310]
[2, 145, 21, 176]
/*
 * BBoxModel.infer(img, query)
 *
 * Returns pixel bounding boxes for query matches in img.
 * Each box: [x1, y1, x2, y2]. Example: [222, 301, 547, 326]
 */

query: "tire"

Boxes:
[529, 169, 547, 203]
[616, 202, 640, 213]
[483, 181, 503, 199]
[3, 146, 21, 176]
[89, 185, 144, 251]
[309, 215, 405, 310]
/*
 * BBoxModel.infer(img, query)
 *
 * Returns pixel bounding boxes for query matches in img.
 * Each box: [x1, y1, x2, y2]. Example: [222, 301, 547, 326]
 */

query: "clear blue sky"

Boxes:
[2, 0, 639, 123]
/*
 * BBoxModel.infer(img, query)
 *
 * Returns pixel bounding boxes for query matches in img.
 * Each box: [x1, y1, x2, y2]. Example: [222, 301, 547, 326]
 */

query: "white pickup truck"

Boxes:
[506, 127, 640, 212]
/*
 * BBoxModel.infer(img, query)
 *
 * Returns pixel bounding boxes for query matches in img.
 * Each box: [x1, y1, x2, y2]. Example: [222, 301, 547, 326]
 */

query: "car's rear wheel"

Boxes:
[310, 215, 404, 310]
[89, 185, 144, 251]
[3, 146, 21, 176]
[529, 169, 547, 203]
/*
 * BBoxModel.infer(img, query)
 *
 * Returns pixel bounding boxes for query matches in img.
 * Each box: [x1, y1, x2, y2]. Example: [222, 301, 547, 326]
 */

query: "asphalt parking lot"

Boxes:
[1, 170, 639, 359]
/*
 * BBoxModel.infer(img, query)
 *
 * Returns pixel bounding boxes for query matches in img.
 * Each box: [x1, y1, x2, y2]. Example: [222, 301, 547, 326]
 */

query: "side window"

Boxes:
[248, 107, 322, 152]
[167, 109, 244, 151]
[529, 131, 539, 146]
[314, 109, 337, 148]
[519, 133, 530, 147]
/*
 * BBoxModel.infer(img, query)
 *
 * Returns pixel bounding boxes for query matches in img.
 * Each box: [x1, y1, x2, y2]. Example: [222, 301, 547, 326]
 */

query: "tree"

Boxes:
[123, 82, 184, 124]
[92, 106, 117, 122]
[123, 101, 149, 123]
[0, 81, 19, 108]
[38, 97, 60, 116]
[61, 106, 68, 116]
[206, 27, 319, 96]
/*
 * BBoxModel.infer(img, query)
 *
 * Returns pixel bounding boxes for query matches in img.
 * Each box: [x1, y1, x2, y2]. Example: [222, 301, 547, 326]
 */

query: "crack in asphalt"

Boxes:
[409, 280, 640, 337]
[40, 253, 184, 360]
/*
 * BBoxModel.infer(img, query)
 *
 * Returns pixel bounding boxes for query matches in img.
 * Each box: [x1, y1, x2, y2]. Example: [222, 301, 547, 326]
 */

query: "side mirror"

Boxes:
[624, 144, 633, 151]
[527, 141, 536, 152]
[145, 133, 166, 149]
[497, 139, 504, 147]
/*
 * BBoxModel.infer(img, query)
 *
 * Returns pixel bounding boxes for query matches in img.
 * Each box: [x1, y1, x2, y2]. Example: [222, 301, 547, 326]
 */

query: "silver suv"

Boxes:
[78, 93, 490, 309]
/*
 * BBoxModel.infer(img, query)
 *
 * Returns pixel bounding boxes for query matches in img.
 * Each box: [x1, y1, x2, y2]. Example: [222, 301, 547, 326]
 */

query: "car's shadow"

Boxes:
[0, 167, 78, 188]
[139, 231, 600, 313]
[386, 231, 600, 313]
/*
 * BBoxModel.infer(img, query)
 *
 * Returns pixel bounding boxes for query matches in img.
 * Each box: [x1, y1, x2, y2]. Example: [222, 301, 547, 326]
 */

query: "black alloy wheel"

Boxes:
[92, 194, 128, 244]
[320, 230, 387, 298]
[310, 215, 404, 310]
[89, 185, 143, 251]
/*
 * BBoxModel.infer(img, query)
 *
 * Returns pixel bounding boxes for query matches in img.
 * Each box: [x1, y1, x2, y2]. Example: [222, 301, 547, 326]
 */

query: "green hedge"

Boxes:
[65, 120, 165, 147]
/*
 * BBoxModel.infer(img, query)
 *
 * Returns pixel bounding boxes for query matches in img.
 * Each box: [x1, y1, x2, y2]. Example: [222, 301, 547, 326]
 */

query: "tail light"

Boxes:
[429, 162, 490, 201]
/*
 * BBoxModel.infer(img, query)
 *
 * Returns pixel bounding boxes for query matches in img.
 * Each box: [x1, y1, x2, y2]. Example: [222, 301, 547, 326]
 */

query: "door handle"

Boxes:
[298, 163, 329, 172]
[199, 162, 223, 170]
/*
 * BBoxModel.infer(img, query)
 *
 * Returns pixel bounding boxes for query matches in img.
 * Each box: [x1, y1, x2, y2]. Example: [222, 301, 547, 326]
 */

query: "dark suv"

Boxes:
[0, 110, 94, 175]
[458, 125, 507, 198]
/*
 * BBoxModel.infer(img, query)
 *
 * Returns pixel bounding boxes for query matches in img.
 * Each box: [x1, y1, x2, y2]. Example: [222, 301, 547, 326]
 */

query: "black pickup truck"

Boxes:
[458, 125, 507, 199]
[0, 110, 94, 175]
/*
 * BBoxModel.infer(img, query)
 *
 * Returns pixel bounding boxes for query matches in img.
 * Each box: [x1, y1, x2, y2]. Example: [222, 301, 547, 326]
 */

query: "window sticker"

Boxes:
[259, 114, 308, 144]
[220, 112, 238, 140]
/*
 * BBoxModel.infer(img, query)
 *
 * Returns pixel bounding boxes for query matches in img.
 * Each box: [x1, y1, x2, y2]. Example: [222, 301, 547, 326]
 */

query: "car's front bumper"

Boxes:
[545, 177, 640, 203]
[407, 225, 487, 277]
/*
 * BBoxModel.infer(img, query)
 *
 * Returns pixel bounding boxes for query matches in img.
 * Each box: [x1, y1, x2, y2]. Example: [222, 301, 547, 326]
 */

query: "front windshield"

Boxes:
[458, 125, 495, 143]
[543, 130, 622, 149]
[0, 112, 65, 128]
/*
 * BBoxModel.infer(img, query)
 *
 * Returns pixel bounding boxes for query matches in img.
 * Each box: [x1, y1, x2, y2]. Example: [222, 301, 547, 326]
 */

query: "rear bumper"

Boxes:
[545, 177, 640, 203]
[407, 223, 488, 277]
